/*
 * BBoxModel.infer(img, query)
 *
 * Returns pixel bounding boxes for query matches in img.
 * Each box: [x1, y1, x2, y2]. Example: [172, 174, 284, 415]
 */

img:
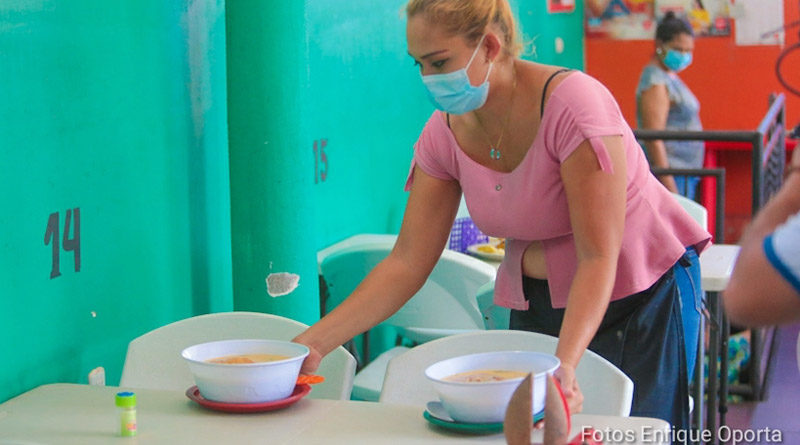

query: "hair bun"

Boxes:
[656, 10, 693, 40]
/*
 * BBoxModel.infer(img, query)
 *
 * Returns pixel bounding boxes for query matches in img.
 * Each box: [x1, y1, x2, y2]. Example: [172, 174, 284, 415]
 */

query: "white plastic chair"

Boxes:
[476, 281, 509, 330]
[318, 234, 496, 401]
[379, 330, 634, 417]
[672, 192, 708, 231]
[119, 311, 357, 400]
[317, 234, 398, 275]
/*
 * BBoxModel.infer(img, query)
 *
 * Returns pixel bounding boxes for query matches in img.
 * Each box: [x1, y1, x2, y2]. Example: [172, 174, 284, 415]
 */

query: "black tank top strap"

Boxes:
[446, 112, 451, 128]
[540, 68, 572, 118]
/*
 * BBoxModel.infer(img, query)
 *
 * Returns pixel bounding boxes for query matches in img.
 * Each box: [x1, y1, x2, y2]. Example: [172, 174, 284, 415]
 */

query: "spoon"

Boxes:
[426, 400, 456, 422]
[296, 374, 325, 385]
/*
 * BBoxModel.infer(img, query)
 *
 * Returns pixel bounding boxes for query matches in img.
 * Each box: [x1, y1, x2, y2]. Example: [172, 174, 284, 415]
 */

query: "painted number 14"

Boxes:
[44, 208, 81, 279]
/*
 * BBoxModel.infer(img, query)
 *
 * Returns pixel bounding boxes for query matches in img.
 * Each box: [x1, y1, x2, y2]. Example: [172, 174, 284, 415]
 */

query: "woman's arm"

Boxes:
[556, 135, 628, 410]
[723, 150, 800, 326]
[639, 83, 678, 193]
[293, 166, 461, 373]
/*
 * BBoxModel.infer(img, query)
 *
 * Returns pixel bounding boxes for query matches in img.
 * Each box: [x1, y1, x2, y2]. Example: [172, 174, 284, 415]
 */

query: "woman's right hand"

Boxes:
[290, 168, 461, 376]
[294, 338, 324, 375]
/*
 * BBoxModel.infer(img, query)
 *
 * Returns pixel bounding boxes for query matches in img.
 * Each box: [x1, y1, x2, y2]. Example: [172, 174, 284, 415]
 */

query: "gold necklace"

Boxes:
[474, 63, 517, 162]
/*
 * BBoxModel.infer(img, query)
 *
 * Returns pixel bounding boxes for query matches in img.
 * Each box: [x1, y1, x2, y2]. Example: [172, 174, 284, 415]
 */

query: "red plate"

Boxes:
[185, 384, 311, 413]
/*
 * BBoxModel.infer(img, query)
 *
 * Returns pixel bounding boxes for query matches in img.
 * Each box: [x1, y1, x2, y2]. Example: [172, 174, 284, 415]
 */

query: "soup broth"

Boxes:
[444, 369, 529, 383]
[206, 353, 289, 364]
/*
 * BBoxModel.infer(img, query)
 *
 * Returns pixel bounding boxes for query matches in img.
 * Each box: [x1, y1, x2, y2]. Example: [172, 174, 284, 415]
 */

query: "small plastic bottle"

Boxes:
[115, 391, 137, 437]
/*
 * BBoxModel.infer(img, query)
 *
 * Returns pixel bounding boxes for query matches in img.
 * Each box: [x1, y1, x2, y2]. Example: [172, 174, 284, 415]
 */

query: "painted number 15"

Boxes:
[44, 207, 81, 279]
[313, 139, 328, 184]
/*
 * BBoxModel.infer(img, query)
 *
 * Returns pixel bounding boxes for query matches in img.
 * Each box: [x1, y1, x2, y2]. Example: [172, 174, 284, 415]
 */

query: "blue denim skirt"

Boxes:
[510, 254, 693, 437]
[675, 247, 703, 382]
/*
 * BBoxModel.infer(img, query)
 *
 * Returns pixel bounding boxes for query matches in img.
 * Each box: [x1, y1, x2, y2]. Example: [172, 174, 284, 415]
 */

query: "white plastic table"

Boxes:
[470, 243, 740, 291]
[697, 243, 740, 441]
[0, 384, 671, 445]
[699, 244, 740, 292]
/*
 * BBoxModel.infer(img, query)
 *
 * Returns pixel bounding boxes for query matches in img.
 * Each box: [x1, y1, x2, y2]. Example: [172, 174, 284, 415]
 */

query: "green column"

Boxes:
[0, 0, 232, 402]
[226, 1, 319, 324]
[186, 0, 234, 315]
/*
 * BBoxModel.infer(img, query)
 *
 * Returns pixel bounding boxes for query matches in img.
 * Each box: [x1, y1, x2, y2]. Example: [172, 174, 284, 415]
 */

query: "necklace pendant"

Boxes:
[490, 148, 501, 160]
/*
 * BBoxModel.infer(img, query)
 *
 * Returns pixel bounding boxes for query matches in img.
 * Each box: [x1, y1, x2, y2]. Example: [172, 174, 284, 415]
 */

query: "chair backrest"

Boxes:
[318, 234, 496, 339]
[119, 311, 357, 400]
[672, 192, 708, 231]
[475, 281, 509, 330]
[317, 234, 398, 274]
[379, 330, 633, 417]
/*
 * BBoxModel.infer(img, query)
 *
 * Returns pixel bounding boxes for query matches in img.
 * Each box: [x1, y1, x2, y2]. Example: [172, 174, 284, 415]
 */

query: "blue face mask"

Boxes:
[662, 48, 692, 72]
[421, 35, 493, 115]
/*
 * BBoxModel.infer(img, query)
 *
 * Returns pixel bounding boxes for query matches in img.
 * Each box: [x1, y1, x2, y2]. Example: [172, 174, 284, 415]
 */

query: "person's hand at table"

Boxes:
[296, 341, 323, 375]
[534, 364, 583, 429]
[554, 363, 584, 415]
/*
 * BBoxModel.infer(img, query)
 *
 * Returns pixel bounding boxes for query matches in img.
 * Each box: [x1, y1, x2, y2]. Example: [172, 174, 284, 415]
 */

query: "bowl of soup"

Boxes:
[424, 350, 560, 423]
[181, 339, 309, 403]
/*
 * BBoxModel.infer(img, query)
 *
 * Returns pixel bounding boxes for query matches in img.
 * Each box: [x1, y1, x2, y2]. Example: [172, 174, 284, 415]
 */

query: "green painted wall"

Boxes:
[226, 1, 316, 324]
[515, 0, 585, 69]
[304, 0, 585, 251]
[227, 0, 584, 360]
[304, 1, 433, 242]
[0, 1, 582, 403]
[227, 0, 430, 324]
[0, 0, 231, 403]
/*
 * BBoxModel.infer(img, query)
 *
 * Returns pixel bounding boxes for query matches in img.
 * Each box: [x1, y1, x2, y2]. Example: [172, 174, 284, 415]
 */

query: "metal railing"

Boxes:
[637, 93, 787, 216]
[649, 167, 726, 242]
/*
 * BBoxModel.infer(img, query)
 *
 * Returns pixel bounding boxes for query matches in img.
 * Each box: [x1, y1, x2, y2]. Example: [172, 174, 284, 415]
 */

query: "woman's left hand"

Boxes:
[554, 363, 584, 415]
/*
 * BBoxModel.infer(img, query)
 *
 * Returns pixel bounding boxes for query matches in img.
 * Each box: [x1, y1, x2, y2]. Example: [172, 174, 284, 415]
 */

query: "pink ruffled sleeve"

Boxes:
[541, 73, 630, 174]
[404, 112, 459, 191]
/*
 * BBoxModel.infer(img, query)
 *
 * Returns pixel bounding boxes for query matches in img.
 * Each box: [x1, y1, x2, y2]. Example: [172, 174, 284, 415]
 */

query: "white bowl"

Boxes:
[424, 350, 560, 424]
[181, 339, 309, 403]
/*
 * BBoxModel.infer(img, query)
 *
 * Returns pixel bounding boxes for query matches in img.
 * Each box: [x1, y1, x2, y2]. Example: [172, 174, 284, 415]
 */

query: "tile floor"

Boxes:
[721, 323, 800, 444]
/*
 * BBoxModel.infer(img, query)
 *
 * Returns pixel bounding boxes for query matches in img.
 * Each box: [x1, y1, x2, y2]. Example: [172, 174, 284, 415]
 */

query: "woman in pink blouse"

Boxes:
[295, 0, 710, 434]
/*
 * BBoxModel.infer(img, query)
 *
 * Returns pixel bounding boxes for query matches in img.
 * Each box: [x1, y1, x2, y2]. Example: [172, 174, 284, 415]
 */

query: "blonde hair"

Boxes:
[406, 0, 523, 58]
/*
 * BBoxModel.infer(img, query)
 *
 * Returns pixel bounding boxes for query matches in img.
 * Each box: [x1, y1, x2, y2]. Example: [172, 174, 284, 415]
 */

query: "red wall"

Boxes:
[586, 2, 799, 242]
[585, 1, 800, 131]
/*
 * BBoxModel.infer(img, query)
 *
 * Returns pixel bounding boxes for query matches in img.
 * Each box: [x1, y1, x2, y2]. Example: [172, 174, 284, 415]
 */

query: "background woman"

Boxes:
[295, 0, 710, 434]
[636, 11, 704, 198]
